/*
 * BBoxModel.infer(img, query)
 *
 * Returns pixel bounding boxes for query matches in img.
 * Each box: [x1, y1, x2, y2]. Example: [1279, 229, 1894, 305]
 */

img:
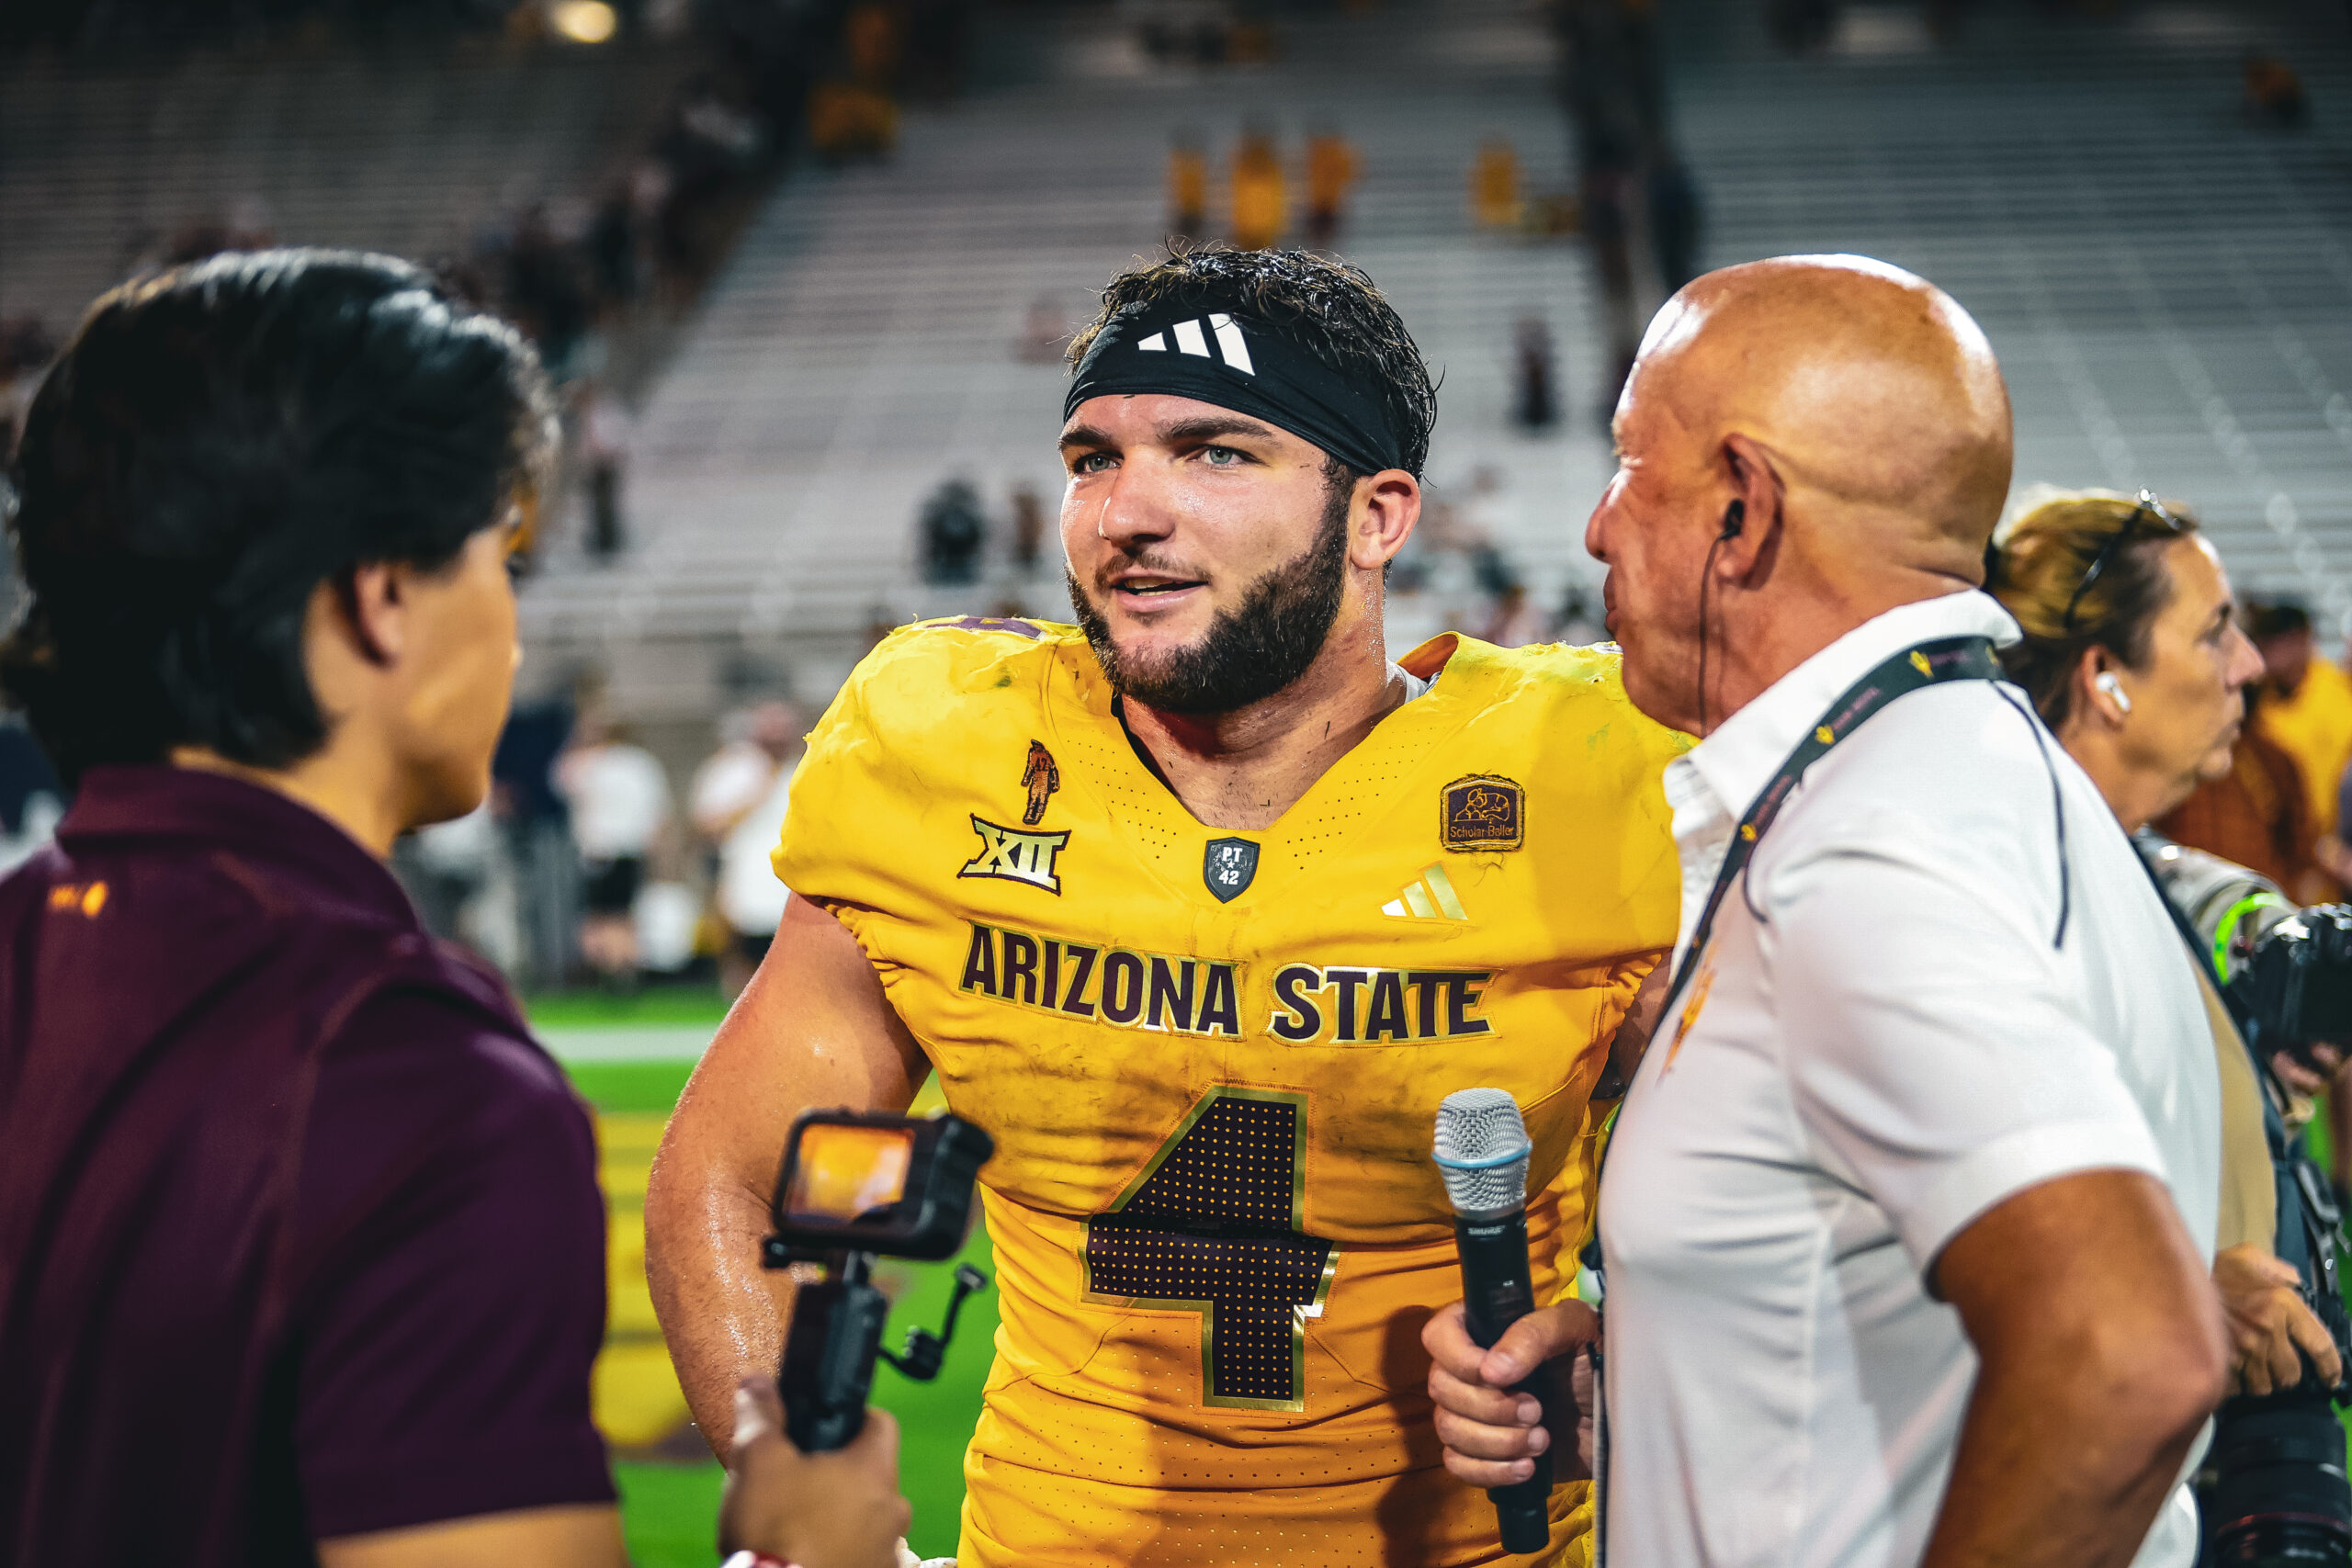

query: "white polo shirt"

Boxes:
[1597, 589, 2219, 1568]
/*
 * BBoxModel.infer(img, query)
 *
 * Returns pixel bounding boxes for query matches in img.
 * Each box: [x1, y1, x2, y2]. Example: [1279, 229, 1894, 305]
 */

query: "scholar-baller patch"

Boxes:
[1441, 774, 1524, 852]
[959, 815, 1071, 894]
[1021, 739, 1060, 827]
[1203, 837, 1260, 902]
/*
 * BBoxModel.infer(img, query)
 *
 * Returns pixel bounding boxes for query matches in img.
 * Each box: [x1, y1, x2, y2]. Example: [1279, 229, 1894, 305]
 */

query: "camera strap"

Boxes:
[1653, 634, 2007, 1058]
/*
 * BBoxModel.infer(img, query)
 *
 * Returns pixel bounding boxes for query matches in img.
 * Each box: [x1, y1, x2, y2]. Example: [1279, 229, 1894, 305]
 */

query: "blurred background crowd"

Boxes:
[4, 0, 2349, 1009]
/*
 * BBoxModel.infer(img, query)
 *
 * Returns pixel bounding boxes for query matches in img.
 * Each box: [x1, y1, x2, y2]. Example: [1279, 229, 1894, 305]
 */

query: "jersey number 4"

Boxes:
[1083, 1086, 1338, 1412]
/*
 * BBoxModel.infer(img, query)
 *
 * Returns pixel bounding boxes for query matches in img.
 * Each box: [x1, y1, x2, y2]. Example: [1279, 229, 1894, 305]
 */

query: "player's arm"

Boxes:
[646, 893, 930, 1461]
[1604, 957, 1671, 1087]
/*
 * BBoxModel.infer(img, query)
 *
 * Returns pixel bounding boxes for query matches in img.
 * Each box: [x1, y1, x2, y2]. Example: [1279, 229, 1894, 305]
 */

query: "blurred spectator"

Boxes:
[557, 712, 674, 988]
[492, 695, 582, 991]
[0, 317, 59, 457]
[920, 479, 988, 585]
[903, 0, 975, 100]
[162, 198, 275, 267]
[1169, 132, 1210, 238]
[844, 0, 903, 89]
[1304, 128, 1361, 248]
[1513, 316, 1558, 431]
[1557, 582, 1605, 646]
[2245, 601, 2352, 897]
[503, 204, 595, 378]
[690, 701, 799, 847]
[704, 705, 806, 998]
[1471, 138, 1523, 231]
[1231, 127, 1287, 251]
[809, 80, 899, 160]
[2245, 55, 2310, 130]
[1480, 581, 1547, 649]
[1648, 156, 1703, 292]
[1764, 0, 1838, 51]
[0, 718, 63, 876]
[1017, 296, 1068, 365]
[2158, 723, 2321, 898]
[1010, 479, 1049, 576]
[584, 178, 646, 307]
[581, 383, 634, 559]
[393, 802, 497, 946]
[1553, 0, 1688, 412]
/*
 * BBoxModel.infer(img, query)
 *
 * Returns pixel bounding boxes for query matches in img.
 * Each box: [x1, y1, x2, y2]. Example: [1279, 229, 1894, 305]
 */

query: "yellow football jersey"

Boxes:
[776, 617, 1683, 1568]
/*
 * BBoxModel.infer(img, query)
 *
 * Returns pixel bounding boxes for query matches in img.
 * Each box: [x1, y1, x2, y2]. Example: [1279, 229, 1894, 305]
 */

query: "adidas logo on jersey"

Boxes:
[1381, 863, 1468, 922]
[1134, 313, 1255, 376]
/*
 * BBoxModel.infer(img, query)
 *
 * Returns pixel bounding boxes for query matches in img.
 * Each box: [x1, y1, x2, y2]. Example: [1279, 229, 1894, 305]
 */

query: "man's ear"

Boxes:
[334, 562, 407, 668]
[1714, 433, 1785, 580]
[1351, 469, 1422, 571]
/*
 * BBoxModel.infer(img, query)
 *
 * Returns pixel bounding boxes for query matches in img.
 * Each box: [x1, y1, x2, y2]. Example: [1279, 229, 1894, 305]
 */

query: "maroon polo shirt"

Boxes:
[0, 767, 615, 1566]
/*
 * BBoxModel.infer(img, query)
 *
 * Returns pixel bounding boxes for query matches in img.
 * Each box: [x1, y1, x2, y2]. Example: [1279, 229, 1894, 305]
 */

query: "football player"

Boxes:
[647, 247, 1682, 1567]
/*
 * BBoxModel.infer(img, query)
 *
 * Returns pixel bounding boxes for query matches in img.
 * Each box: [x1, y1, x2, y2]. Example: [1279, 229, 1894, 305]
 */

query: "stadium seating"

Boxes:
[510, 0, 2352, 723]
[0, 38, 691, 342]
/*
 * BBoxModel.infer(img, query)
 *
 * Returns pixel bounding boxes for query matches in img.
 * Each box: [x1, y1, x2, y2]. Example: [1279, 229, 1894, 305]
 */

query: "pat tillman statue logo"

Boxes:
[1441, 774, 1525, 853]
[1203, 837, 1260, 902]
[1021, 739, 1059, 826]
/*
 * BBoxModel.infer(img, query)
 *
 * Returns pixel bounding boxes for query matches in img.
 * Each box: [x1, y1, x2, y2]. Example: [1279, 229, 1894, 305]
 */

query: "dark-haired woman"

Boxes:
[1988, 489, 2344, 1408]
[0, 251, 906, 1568]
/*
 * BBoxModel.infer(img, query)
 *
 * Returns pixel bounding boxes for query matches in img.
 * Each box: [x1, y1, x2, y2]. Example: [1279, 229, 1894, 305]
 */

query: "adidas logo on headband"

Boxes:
[1134, 313, 1255, 377]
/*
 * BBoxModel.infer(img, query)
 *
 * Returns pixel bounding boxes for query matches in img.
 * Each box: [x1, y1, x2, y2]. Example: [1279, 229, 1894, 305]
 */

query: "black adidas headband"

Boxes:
[1063, 300, 1411, 478]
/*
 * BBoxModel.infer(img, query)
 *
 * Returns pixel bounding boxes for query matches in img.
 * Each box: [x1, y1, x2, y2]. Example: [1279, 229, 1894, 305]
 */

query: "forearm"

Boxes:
[644, 1153, 799, 1462]
[644, 895, 930, 1459]
[1921, 1353, 2197, 1568]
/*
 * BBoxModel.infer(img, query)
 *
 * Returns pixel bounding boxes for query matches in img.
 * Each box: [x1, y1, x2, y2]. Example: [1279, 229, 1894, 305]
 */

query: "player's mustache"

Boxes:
[1090, 551, 1213, 594]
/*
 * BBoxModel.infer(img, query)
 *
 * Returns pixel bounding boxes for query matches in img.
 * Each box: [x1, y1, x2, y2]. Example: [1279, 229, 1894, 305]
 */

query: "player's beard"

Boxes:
[1069, 483, 1351, 716]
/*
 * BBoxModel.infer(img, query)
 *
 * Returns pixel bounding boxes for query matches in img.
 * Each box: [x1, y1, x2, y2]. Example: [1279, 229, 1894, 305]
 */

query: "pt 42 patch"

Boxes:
[1204, 837, 1259, 902]
[959, 815, 1071, 894]
[1442, 774, 1524, 853]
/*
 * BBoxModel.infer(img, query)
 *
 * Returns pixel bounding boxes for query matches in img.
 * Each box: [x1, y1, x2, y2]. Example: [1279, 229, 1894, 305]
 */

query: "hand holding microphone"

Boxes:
[1425, 1089, 1600, 1551]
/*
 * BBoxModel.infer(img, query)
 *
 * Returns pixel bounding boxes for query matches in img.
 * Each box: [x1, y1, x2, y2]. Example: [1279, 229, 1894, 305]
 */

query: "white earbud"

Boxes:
[2096, 671, 2132, 714]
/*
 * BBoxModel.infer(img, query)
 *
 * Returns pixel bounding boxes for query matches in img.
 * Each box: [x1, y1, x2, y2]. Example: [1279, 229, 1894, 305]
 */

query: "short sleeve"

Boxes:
[775, 648, 886, 911]
[1770, 845, 2167, 1275]
[291, 988, 615, 1539]
[773, 624, 1010, 925]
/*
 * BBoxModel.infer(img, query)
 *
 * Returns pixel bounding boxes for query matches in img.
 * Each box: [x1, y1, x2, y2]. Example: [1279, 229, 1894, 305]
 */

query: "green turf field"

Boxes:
[541, 988, 994, 1567]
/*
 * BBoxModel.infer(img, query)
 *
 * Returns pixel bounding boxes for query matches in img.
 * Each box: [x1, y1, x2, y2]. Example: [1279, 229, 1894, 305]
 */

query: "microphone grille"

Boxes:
[1432, 1087, 1532, 1217]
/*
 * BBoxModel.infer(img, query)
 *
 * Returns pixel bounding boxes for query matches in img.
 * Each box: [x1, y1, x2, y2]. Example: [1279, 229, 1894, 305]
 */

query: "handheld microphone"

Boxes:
[1433, 1088, 1553, 1554]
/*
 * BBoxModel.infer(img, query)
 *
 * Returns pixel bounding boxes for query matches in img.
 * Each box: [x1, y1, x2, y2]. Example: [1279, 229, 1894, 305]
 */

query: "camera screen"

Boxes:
[786, 1123, 917, 1224]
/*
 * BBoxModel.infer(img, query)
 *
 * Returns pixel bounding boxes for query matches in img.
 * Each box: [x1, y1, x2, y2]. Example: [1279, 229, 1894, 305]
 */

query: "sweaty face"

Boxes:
[1584, 371, 1719, 734]
[1059, 393, 1352, 715]
[394, 517, 524, 826]
[2116, 536, 2264, 816]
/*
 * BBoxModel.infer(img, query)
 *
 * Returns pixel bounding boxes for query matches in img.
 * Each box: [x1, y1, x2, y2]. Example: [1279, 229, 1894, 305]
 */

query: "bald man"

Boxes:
[1426, 255, 2228, 1568]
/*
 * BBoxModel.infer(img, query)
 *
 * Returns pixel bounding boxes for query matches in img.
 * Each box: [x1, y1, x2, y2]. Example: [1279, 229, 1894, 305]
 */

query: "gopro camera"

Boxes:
[761, 1110, 994, 1451]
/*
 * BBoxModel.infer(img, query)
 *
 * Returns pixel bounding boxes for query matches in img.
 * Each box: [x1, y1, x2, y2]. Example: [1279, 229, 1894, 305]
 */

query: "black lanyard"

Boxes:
[1651, 634, 2006, 1027]
[1591, 634, 2003, 1566]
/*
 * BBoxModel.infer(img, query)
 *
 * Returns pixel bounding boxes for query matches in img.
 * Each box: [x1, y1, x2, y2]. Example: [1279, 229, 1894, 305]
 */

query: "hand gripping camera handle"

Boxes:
[777, 1273, 889, 1452]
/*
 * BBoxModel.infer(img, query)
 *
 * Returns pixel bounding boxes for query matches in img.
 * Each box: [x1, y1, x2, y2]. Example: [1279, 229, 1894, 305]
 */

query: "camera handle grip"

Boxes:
[777, 1265, 888, 1453]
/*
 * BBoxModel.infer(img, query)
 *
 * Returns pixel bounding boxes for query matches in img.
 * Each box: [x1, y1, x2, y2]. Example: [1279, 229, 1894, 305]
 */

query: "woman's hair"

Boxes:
[1985, 488, 2199, 728]
[1, 248, 555, 783]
